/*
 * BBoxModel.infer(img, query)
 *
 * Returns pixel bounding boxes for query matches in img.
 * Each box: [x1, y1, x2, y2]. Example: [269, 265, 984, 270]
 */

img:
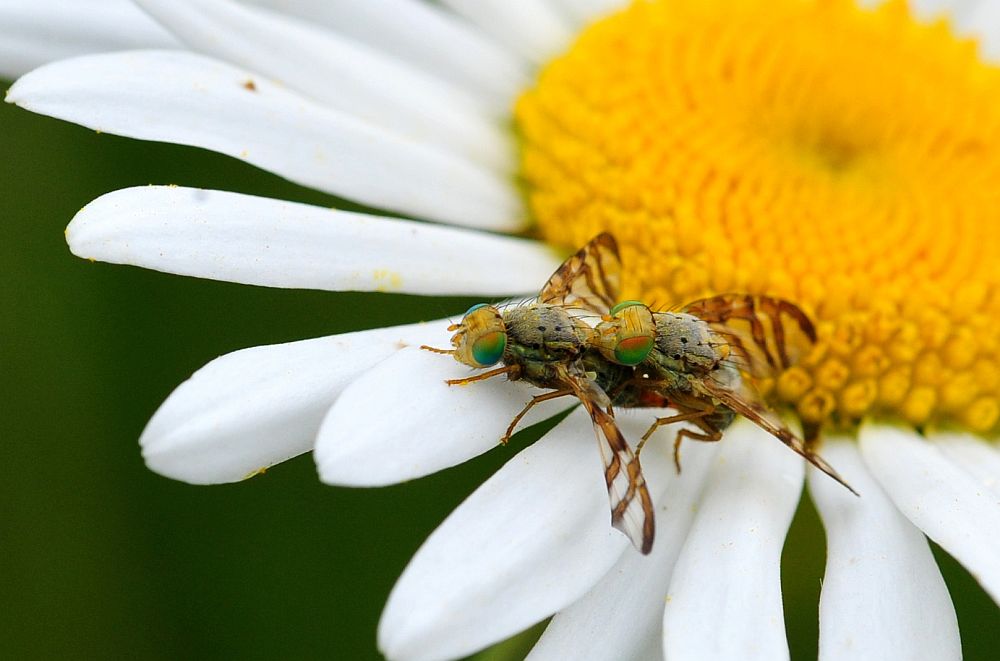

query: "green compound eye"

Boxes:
[464, 302, 490, 316]
[610, 300, 646, 317]
[614, 335, 654, 366]
[471, 330, 507, 367]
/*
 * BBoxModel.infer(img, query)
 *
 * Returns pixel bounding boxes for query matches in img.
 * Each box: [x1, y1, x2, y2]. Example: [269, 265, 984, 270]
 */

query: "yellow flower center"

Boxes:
[516, 0, 1000, 434]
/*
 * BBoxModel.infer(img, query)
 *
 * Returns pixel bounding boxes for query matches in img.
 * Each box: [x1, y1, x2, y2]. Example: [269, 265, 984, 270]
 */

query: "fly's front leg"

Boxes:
[420, 344, 454, 356]
[501, 389, 574, 445]
[445, 364, 519, 386]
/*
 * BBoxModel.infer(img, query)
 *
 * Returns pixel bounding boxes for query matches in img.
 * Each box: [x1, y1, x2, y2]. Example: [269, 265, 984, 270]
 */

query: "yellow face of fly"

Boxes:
[594, 301, 656, 367]
[449, 303, 508, 368]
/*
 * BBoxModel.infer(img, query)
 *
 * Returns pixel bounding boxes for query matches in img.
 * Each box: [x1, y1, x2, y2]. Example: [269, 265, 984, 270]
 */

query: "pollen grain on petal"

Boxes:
[516, 0, 1000, 434]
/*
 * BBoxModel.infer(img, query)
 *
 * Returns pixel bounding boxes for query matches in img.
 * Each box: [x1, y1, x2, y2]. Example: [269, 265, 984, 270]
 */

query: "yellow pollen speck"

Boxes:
[373, 269, 404, 292]
[516, 0, 1000, 436]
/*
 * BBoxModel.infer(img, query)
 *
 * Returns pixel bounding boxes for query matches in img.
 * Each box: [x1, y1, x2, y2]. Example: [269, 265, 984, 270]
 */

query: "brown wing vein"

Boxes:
[699, 379, 858, 496]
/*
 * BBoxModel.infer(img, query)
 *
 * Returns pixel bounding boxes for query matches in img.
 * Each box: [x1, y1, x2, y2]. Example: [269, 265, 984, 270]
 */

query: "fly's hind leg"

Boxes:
[501, 389, 573, 445]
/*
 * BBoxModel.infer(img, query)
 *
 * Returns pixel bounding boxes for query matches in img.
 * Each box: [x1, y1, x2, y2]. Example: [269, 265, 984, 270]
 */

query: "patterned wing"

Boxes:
[564, 368, 655, 554]
[697, 375, 857, 495]
[538, 233, 622, 314]
[682, 294, 816, 379]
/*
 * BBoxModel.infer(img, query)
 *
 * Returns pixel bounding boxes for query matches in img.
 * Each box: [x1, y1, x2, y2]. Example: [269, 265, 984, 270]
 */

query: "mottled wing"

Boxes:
[538, 233, 621, 314]
[698, 376, 858, 495]
[683, 294, 816, 378]
[564, 369, 655, 554]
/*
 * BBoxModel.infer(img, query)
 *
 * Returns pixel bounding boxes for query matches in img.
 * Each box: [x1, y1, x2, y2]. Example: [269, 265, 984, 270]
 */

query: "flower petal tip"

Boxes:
[4, 61, 50, 107]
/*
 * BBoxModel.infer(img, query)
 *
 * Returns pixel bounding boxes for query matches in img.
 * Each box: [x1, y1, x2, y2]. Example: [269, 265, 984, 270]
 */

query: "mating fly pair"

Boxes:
[423, 233, 854, 556]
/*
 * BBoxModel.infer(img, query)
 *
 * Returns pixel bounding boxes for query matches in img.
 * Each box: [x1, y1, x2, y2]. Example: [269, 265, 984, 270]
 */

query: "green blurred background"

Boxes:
[2, 86, 997, 660]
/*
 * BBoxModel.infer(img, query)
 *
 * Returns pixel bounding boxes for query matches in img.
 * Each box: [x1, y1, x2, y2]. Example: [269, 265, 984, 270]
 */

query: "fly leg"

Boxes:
[670, 426, 723, 474]
[501, 389, 574, 445]
[637, 396, 723, 473]
[635, 409, 712, 457]
[445, 364, 520, 386]
[420, 344, 454, 356]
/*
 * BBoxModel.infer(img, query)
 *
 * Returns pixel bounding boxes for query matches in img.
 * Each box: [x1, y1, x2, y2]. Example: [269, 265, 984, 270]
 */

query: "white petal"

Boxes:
[662, 418, 805, 661]
[135, 0, 512, 172]
[316, 346, 572, 486]
[438, 0, 575, 64]
[528, 438, 719, 661]
[860, 424, 1000, 604]
[908, 0, 996, 42]
[934, 431, 1000, 497]
[547, 0, 625, 25]
[379, 410, 660, 661]
[0, 0, 179, 80]
[244, 0, 529, 107]
[809, 438, 961, 661]
[965, 0, 1000, 62]
[909, 0, 966, 20]
[6, 50, 522, 231]
[67, 186, 557, 295]
[141, 320, 445, 484]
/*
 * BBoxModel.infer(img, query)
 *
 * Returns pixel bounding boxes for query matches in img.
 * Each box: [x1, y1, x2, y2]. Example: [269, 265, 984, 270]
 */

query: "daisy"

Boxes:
[7, 0, 1000, 659]
[0, 0, 180, 80]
